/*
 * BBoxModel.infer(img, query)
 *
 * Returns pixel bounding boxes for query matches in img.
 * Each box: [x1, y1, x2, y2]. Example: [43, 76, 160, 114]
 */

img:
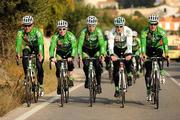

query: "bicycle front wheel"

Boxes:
[153, 71, 160, 109]
[59, 77, 64, 107]
[25, 77, 32, 107]
[120, 72, 126, 108]
[65, 77, 69, 103]
[89, 70, 94, 107]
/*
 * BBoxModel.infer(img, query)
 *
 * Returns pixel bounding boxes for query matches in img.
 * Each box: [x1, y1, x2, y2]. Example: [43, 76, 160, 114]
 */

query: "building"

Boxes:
[159, 16, 180, 32]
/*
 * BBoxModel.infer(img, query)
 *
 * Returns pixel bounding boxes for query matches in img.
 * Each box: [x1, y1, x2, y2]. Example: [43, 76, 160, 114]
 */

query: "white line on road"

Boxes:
[165, 71, 180, 87]
[15, 83, 84, 120]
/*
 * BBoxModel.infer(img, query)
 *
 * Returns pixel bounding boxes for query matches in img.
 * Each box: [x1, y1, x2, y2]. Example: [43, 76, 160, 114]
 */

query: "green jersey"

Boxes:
[16, 27, 44, 56]
[78, 27, 106, 57]
[49, 31, 77, 58]
[132, 37, 141, 55]
[141, 26, 168, 55]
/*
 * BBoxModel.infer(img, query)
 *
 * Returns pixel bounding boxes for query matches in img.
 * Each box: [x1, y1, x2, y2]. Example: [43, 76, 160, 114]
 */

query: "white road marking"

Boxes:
[165, 71, 180, 87]
[15, 83, 84, 120]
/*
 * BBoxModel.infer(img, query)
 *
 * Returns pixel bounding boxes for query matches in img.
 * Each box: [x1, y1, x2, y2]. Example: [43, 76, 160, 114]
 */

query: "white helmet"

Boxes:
[57, 20, 68, 28]
[132, 31, 138, 37]
[114, 16, 125, 26]
[86, 15, 98, 25]
[23, 15, 34, 25]
[148, 14, 159, 24]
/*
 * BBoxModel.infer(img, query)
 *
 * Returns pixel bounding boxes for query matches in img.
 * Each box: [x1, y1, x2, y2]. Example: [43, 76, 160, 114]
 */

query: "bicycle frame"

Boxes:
[148, 57, 162, 109]
[24, 54, 39, 107]
[86, 57, 98, 107]
[117, 57, 127, 108]
[59, 59, 69, 107]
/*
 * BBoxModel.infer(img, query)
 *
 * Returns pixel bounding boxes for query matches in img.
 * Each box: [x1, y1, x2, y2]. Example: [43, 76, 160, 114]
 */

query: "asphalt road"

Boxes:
[2, 62, 180, 120]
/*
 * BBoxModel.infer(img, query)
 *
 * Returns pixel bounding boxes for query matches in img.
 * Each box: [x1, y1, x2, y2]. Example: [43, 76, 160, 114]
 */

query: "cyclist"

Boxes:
[132, 30, 141, 78]
[78, 15, 105, 94]
[16, 15, 45, 96]
[108, 16, 133, 97]
[141, 14, 168, 101]
[49, 20, 77, 95]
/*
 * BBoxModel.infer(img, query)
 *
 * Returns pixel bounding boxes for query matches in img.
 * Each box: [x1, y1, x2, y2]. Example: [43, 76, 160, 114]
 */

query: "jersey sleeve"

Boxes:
[49, 35, 57, 58]
[77, 30, 85, 56]
[125, 27, 133, 54]
[97, 28, 106, 56]
[161, 30, 168, 54]
[69, 32, 77, 57]
[140, 29, 147, 55]
[16, 30, 23, 54]
[36, 30, 44, 55]
[108, 30, 115, 55]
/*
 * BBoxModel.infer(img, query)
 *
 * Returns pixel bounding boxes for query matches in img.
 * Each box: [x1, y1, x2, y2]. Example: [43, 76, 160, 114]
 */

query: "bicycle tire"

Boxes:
[89, 70, 93, 107]
[60, 77, 64, 107]
[65, 77, 69, 103]
[25, 77, 32, 107]
[32, 71, 39, 103]
[155, 71, 160, 109]
[93, 75, 97, 103]
[120, 72, 125, 108]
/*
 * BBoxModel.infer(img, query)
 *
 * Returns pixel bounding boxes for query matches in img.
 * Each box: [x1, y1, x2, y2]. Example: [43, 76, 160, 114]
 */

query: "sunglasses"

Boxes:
[116, 26, 123, 28]
[150, 23, 158, 26]
[24, 24, 32, 27]
[88, 25, 96, 28]
[59, 28, 67, 31]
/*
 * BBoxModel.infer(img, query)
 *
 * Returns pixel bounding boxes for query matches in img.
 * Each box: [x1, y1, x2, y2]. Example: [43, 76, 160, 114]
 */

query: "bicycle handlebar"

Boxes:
[147, 56, 169, 67]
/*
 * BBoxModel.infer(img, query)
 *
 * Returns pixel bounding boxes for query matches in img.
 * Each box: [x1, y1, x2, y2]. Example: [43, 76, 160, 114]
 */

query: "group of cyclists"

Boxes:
[15, 13, 168, 101]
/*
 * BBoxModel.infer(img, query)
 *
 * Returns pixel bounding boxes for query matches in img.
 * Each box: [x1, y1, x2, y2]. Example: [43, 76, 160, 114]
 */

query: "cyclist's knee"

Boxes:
[23, 48, 30, 57]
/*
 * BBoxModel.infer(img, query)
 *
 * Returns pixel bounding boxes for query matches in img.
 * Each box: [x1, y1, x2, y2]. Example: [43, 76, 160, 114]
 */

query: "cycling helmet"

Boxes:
[148, 14, 159, 24]
[86, 15, 98, 25]
[57, 20, 68, 28]
[23, 15, 34, 25]
[114, 16, 125, 26]
[132, 31, 138, 37]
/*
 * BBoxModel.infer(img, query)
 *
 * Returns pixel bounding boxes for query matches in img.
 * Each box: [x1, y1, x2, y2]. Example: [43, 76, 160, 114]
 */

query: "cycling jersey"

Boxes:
[132, 37, 141, 55]
[141, 26, 168, 55]
[108, 26, 133, 55]
[16, 27, 44, 56]
[78, 27, 105, 58]
[49, 31, 77, 59]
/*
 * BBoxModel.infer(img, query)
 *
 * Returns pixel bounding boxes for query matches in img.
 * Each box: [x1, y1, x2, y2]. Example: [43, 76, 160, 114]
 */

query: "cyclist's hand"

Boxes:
[16, 54, 20, 60]
[100, 55, 105, 62]
[68, 57, 73, 62]
[125, 55, 132, 61]
[38, 53, 43, 62]
[111, 55, 117, 61]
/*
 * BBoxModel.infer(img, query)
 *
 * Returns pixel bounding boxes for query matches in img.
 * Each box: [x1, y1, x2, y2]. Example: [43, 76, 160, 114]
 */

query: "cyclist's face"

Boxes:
[58, 27, 67, 36]
[87, 25, 96, 32]
[149, 23, 158, 32]
[24, 24, 33, 33]
[115, 26, 124, 33]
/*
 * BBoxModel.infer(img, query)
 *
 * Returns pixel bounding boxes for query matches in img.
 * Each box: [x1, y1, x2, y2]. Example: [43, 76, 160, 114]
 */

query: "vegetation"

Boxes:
[0, 0, 148, 116]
